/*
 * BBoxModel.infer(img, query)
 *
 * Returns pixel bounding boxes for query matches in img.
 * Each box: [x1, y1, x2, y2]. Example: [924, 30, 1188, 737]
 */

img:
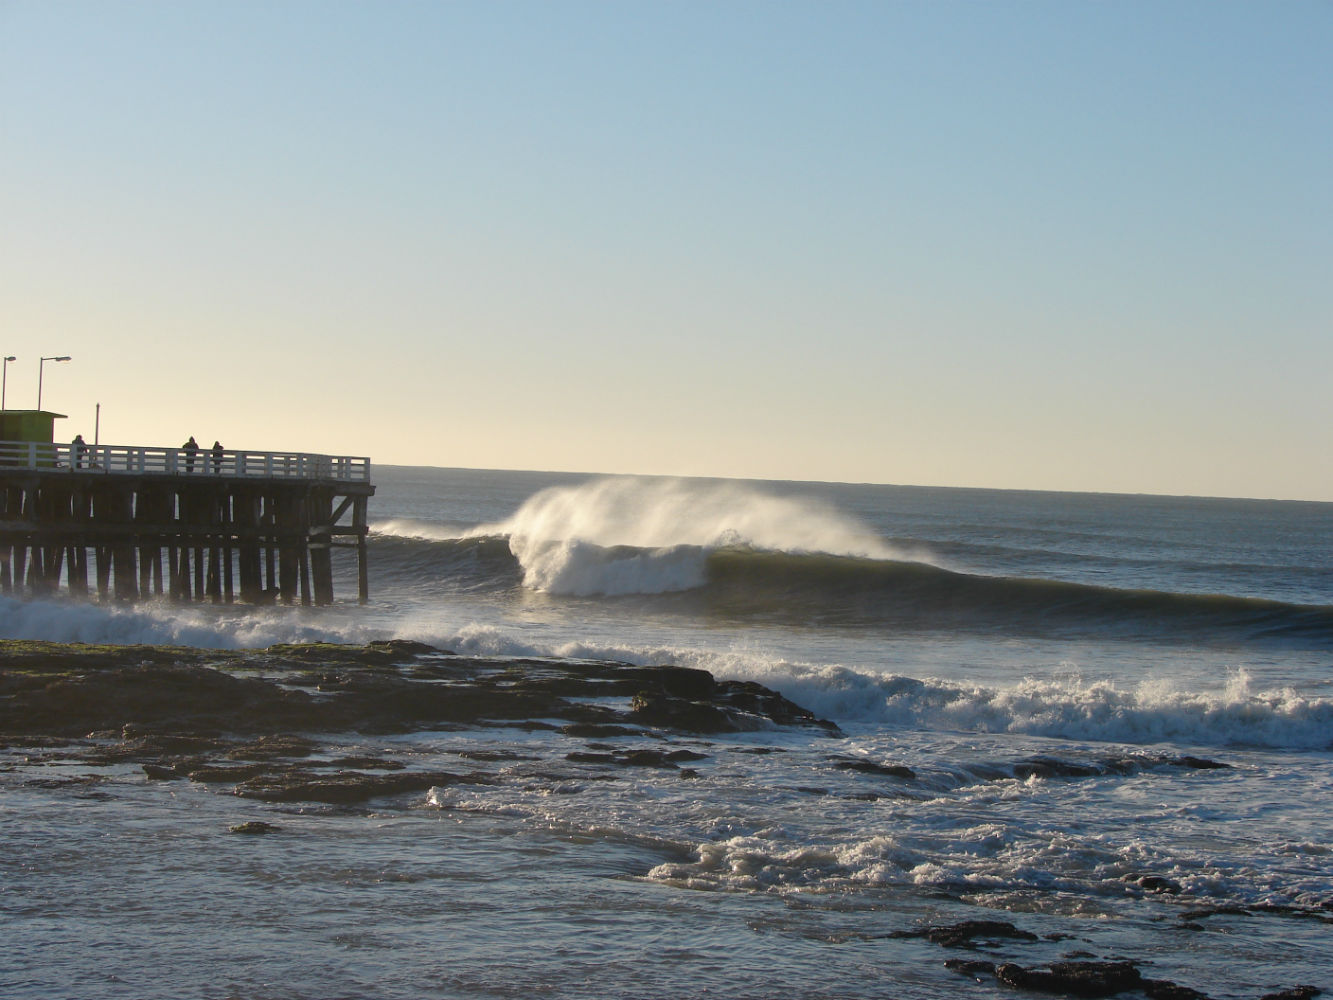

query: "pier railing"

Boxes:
[0, 440, 371, 483]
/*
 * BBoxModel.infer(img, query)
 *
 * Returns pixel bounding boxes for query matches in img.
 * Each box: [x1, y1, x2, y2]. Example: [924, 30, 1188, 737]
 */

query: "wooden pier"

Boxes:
[0, 441, 374, 606]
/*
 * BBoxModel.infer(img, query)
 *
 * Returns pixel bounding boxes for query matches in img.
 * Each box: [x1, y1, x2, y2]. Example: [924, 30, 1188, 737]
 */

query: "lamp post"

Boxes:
[2, 356, 14, 410]
[37, 356, 71, 411]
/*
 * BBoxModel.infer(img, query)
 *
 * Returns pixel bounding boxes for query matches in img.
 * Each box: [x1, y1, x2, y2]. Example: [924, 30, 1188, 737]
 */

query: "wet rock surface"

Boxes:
[0, 639, 840, 740]
[887, 919, 1040, 948]
[0, 638, 839, 808]
[995, 960, 1144, 997]
[5, 640, 1322, 1000]
[893, 921, 1322, 1000]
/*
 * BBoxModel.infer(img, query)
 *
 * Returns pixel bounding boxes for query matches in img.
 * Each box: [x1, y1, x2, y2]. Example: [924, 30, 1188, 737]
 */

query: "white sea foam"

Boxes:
[476, 476, 910, 596]
[0, 595, 381, 650]
[378, 621, 1333, 752]
[725, 657, 1333, 751]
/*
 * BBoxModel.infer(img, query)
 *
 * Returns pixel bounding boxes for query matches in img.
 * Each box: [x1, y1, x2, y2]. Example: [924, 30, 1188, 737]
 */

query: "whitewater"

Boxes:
[3, 466, 1331, 998]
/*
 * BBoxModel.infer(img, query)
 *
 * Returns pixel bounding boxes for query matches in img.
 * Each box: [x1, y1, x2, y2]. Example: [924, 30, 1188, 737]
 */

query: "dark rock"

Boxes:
[1250, 903, 1333, 924]
[714, 679, 841, 733]
[888, 919, 1040, 949]
[560, 723, 643, 738]
[142, 763, 185, 780]
[622, 749, 682, 768]
[830, 755, 916, 779]
[566, 752, 618, 765]
[944, 959, 996, 981]
[1128, 874, 1183, 895]
[0, 640, 835, 739]
[629, 692, 740, 732]
[233, 769, 492, 804]
[565, 748, 684, 769]
[226, 735, 319, 759]
[995, 961, 1142, 997]
[927, 920, 1041, 949]
[2, 641, 834, 807]
[326, 756, 406, 771]
[1143, 980, 1213, 999]
[228, 821, 281, 835]
[366, 639, 443, 656]
[1013, 756, 1107, 780]
[1259, 988, 1321, 1000]
[1178, 906, 1250, 921]
[187, 763, 273, 783]
[665, 749, 709, 762]
[655, 665, 716, 699]
[1172, 756, 1230, 770]
[23, 775, 107, 790]
[127, 733, 228, 754]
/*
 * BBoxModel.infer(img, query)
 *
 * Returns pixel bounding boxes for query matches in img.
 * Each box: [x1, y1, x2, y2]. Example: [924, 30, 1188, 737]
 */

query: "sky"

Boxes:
[2, 1, 1330, 500]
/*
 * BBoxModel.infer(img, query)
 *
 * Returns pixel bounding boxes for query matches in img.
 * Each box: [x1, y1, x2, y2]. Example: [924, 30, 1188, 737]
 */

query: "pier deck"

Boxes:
[0, 441, 374, 606]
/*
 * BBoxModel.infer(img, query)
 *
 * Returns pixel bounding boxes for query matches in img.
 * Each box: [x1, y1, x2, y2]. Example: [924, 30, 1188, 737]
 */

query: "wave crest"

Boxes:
[483, 476, 910, 596]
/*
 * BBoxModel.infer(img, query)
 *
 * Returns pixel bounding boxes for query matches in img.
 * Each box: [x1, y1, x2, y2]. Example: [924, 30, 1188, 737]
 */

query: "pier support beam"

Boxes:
[0, 470, 373, 607]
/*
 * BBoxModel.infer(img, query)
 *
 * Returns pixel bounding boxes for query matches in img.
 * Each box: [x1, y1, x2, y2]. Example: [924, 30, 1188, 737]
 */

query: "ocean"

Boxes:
[3, 466, 1331, 999]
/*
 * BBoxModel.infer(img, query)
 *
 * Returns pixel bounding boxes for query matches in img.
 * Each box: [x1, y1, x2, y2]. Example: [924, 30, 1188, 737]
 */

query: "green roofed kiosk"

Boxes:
[0, 409, 66, 440]
[0, 410, 66, 468]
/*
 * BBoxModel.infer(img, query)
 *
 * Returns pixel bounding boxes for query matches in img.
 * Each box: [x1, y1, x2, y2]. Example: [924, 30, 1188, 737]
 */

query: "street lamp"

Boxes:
[2, 356, 14, 410]
[38, 356, 71, 411]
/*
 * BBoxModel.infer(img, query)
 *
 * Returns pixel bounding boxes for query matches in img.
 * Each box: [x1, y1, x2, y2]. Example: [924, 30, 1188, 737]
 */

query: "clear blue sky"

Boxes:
[2, 1, 1330, 499]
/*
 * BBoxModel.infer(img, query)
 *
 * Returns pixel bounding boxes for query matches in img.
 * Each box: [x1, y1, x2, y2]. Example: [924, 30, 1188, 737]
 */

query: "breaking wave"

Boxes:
[476, 476, 919, 596]
[363, 534, 1333, 646]
[2, 589, 1328, 751]
[740, 660, 1333, 751]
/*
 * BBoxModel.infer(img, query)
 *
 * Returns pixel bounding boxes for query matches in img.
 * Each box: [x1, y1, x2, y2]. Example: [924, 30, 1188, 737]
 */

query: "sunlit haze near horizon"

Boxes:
[2, 1, 1330, 500]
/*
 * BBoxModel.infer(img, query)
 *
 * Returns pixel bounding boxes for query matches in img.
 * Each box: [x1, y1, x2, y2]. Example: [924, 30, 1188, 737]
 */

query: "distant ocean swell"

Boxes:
[366, 527, 1333, 645]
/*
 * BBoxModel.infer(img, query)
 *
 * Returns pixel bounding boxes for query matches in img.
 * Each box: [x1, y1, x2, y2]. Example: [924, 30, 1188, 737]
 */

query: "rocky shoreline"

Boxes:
[0, 637, 839, 805]
[0, 637, 841, 740]
[2, 639, 1323, 1000]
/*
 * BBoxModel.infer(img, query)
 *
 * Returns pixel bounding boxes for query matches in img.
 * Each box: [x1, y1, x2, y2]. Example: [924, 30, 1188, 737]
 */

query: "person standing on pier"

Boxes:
[212, 441, 224, 474]
[72, 434, 87, 469]
[183, 436, 198, 473]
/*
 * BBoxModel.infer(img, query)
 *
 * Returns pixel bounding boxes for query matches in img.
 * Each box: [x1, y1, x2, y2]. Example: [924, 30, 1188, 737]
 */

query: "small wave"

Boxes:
[737, 660, 1333, 751]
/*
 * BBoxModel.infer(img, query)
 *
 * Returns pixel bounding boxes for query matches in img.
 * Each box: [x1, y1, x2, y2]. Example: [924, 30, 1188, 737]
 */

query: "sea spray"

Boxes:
[480, 476, 910, 595]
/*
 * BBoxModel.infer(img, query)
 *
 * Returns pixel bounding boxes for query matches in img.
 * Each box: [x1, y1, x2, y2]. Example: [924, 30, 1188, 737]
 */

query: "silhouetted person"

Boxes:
[212, 440, 224, 474]
[183, 436, 198, 473]
[72, 434, 87, 469]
